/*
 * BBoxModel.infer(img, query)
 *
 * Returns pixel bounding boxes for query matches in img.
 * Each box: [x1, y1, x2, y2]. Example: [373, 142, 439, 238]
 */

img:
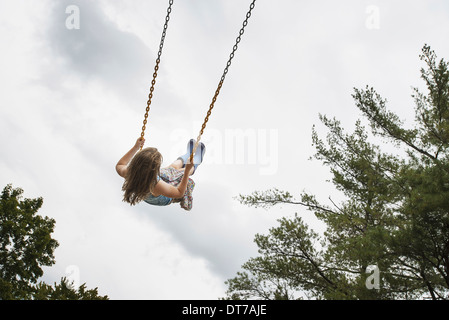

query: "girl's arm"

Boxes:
[153, 163, 194, 199]
[116, 138, 145, 178]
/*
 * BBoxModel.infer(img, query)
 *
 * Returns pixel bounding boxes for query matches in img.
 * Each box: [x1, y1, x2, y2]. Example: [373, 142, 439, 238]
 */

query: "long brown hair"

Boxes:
[122, 147, 162, 206]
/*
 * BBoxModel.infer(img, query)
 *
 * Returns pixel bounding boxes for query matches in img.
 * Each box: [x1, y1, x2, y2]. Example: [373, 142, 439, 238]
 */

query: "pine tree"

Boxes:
[224, 45, 449, 300]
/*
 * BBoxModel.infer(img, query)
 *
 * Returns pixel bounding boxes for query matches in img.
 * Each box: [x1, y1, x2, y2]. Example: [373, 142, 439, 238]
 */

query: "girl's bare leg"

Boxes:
[169, 159, 183, 170]
[169, 159, 194, 176]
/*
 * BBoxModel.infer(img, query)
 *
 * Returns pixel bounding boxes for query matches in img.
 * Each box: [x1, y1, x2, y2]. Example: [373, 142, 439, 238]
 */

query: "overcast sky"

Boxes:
[1, 0, 449, 299]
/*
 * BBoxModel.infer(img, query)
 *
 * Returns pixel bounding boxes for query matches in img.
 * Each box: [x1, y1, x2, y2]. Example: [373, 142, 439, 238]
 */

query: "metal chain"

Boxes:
[190, 0, 257, 162]
[140, 0, 174, 150]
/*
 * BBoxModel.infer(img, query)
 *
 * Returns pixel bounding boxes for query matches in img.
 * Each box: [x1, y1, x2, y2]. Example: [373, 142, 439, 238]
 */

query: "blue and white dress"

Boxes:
[144, 167, 195, 211]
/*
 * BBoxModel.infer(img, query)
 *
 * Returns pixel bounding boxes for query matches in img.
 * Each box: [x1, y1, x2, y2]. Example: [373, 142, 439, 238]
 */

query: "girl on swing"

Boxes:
[116, 137, 205, 211]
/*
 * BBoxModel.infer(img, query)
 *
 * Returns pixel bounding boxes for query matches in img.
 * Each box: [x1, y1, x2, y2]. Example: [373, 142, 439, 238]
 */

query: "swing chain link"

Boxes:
[190, 0, 257, 161]
[140, 0, 174, 150]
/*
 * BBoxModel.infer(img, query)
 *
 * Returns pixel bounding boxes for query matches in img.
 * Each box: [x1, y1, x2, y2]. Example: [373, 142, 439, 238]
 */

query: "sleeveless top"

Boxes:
[144, 176, 172, 206]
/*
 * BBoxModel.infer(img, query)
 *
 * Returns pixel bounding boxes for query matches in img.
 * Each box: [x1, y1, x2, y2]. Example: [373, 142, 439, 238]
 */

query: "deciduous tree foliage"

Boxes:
[0, 184, 108, 300]
[225, 45, 449, 300]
